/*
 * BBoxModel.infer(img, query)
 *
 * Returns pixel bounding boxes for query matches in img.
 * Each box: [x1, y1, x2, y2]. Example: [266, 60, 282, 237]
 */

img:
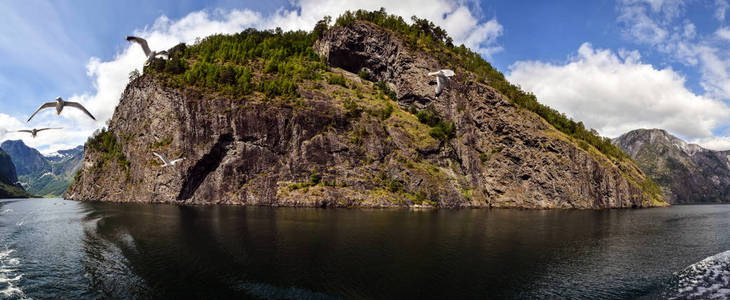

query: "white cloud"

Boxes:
[696, 46, 730, 101]
[617, 0, 730, 105]
[691, 136, 730, 151]
[716, 27, 730, 41]
[618, 5, 667, 45]
[0, 114, 24, 141]
[507, 43, 730, 141]
[0, 112, 93, 153]
[716, 0, 729, 21]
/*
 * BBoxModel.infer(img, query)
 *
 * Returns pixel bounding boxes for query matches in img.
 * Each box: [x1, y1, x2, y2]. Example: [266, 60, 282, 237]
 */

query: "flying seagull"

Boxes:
[17, 127, 63, 138]
[126, 36, 169, 65]
[153, 152, 184, 167]
[427, 69, 455, 97]
[27, 97, 96, 122]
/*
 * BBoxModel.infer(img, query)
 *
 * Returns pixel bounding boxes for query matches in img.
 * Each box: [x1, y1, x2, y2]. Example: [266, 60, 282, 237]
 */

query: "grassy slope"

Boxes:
[0, 182, 33, 199]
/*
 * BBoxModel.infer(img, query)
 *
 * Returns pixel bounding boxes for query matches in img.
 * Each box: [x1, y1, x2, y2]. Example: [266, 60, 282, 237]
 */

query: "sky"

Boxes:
[1, 0, 730, 153]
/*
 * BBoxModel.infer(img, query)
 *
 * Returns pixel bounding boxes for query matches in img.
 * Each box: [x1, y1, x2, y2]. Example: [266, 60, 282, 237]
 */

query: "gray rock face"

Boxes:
[67, 22, 663, 208]
[1, 140, 49, 176]
[0, 149, 31, 198]
[0, 149, 18, 185]
[614, 128, 730, 203]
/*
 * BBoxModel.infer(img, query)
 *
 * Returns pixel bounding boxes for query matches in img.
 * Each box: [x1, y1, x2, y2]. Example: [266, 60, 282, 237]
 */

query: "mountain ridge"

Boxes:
[1, 140, 83, 197]
[613, 128, 730, 203]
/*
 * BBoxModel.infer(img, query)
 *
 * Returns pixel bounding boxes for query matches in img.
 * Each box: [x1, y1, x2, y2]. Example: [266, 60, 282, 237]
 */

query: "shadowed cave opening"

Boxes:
[177, 134, 234, 201]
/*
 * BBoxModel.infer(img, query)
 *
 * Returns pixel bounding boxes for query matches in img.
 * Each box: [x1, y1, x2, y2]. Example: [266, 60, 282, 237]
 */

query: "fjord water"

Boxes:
[1, 199, 730, 299]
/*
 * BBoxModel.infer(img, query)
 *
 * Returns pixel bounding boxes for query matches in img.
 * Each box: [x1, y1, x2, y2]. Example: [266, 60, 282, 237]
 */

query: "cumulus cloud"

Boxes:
[507, 43, 730, 141]
[12, 0, 502, 152]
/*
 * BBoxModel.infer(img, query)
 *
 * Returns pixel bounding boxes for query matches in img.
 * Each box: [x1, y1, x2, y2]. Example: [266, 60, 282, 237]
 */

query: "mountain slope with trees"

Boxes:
[67, 10, 664, 208]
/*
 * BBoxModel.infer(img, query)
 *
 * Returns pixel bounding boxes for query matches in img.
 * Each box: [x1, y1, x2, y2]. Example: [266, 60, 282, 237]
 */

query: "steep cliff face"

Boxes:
[0, 149, 17, 185]
[67, 21, 664, 208]
[614, 128, 730, 203]
[0, 149, 31, 199]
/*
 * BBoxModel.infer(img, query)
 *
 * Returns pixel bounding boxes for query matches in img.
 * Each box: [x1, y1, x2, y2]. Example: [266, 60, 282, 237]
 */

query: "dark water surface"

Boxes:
[1, 199, 729, 299]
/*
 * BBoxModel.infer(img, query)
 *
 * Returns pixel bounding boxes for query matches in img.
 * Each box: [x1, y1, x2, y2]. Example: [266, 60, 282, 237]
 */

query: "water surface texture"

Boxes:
[1, 198, 729, 299]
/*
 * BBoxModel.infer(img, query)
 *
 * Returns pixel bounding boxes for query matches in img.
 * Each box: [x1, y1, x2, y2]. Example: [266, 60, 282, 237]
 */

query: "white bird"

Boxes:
[27, 97, 96, 122]
[126, 36, 169, 65]
[16, 127, 62, 138]
[427, 69, 455, 97]
[153, 152, 184, 167]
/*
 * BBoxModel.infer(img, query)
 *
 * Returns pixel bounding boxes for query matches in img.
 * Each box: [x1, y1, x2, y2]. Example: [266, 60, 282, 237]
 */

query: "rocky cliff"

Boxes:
[0, 148, 32, 198]
[614, 128, 730, 203]
[1, 140, 84, 197]
[67, 16, 664, 208]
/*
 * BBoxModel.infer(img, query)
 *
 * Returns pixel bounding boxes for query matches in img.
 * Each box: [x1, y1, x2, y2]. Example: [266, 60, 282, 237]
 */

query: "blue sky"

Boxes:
[1, 0, 730, 152]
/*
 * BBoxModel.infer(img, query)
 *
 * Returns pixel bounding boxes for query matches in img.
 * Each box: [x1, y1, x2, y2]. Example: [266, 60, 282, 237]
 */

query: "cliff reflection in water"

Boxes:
[67, 202, 730, 299]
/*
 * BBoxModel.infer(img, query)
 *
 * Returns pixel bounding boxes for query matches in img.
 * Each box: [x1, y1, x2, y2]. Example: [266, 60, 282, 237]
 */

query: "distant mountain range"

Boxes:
[0, 148, 32, 198]
[0, 140, 83, 197]
[614, 129, 730, 204]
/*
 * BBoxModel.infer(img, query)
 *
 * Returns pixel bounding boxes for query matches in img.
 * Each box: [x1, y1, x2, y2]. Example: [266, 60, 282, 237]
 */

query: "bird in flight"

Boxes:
[27, 97, 96, 122]
[126, 36, 169, 65]
[153, 152, 184, 167]
[16, 127, 63, 138]
[427, 69, 455, 97]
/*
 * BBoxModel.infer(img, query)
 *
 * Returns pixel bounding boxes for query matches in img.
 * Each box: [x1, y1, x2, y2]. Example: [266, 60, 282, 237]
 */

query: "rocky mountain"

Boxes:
[614, 128, 730, 203]
[67, 11, 664, 208]
[1, 140, 83, 197]
[0, 148, 32, 198]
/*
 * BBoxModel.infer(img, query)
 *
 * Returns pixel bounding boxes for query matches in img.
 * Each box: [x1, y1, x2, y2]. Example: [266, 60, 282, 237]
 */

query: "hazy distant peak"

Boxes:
[616, 128, 707, 157]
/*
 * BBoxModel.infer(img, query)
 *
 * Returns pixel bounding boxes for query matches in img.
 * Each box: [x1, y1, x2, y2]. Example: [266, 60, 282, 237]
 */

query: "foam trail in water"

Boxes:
[0, 246, 25, 299]
[665, 250, 730, 299]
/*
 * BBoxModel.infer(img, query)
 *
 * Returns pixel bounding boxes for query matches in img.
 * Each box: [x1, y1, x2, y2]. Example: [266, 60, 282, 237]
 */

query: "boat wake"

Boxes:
[0, 248, 26, 299]
[663, 250, 730, 299]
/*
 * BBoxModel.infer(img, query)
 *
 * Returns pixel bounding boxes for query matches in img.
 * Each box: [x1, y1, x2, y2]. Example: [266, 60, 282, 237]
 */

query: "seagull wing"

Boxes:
[441, 69, 455, 77]
[16, 130, 32, 134]
[170, 158, 184, 165]
[27, 102, 56, 122]
[37, 127, 62, 132]
[64, 102, 96, 120]
[156, 50, 169, 60]
[153, 152, 170, 165]
[126, 36, 152, 57]
[427, 71, 439, 76]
